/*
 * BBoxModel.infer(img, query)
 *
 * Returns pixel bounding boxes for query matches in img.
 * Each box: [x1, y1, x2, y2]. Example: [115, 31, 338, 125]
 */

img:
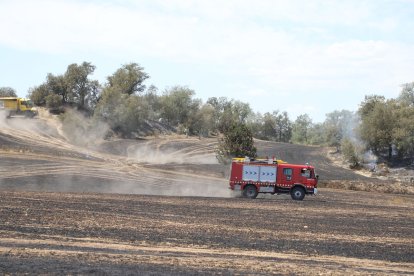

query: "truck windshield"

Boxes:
[21, 100, 34, 107]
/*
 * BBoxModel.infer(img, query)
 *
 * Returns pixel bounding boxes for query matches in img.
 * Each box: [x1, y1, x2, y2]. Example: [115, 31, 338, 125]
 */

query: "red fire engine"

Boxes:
[229, 157, 318, 200]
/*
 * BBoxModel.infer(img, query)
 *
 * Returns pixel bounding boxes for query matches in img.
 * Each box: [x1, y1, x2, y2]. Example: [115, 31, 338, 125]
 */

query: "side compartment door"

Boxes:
[259, 166, 277, 182]
[242, 165, 259, 182]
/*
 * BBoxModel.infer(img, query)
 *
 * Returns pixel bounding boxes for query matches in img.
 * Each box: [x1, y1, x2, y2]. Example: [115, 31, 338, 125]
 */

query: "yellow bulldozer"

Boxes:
[0, 97, 38, 118]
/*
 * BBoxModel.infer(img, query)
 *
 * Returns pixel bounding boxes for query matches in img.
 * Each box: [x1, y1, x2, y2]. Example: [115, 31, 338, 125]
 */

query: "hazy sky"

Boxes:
[1, 0, 414, 122]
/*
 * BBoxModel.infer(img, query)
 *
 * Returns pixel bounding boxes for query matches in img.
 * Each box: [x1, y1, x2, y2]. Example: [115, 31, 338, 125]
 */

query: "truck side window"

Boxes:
[301, 169, 311, 178]
[283, 168, 292, 180]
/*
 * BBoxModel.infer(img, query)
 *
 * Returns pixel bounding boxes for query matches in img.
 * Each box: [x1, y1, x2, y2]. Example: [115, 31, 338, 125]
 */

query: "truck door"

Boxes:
[301, 168, 317, 186]
[282, 168, 294, 186]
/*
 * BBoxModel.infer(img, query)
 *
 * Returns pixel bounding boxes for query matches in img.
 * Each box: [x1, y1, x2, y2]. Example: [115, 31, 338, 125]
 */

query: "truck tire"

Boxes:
[290, 186, 305, 200]
[25, 111, 34, 118]
[243, 185, 258, 199]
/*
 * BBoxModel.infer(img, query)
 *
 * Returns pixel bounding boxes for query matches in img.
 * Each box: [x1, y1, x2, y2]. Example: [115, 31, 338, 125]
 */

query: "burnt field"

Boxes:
[0, 116, 414, 274]
[0, 190, 413, 275]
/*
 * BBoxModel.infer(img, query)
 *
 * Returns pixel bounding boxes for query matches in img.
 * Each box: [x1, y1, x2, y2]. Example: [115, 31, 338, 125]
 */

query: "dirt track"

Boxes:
[0, 115, 413, 274]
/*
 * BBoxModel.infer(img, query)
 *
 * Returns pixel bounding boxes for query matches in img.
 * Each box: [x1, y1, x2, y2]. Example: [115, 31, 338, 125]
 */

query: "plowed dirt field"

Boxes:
[0, 116, 413, 275]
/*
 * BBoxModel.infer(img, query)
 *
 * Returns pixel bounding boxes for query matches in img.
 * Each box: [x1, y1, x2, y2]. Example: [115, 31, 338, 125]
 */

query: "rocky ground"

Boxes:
[0, 114, 413, 274]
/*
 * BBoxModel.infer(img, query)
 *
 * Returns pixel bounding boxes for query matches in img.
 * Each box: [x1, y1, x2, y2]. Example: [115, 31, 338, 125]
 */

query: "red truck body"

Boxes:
[229, 158, 318, 200]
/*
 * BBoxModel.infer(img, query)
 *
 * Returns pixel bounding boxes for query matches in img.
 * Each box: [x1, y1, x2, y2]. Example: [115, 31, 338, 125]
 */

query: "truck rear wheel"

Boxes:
[290, 186, 305, 200]
[243, 185, 258, 199]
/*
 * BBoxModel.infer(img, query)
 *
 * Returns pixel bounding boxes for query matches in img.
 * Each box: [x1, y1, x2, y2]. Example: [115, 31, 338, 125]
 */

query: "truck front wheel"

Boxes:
[243, 185, 258, 199]
[290, 186, 305, 200]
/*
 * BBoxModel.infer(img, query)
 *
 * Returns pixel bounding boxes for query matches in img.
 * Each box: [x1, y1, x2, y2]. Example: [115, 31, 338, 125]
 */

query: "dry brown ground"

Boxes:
[0, 115, 413, 274]
[0, 190, 413, 275]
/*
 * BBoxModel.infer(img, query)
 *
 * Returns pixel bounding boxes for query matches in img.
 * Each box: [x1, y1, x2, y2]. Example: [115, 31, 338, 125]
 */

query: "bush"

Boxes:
[216, 123, 257, 164]
[46, 94, 64, 113]
[341, 138, 362, 169]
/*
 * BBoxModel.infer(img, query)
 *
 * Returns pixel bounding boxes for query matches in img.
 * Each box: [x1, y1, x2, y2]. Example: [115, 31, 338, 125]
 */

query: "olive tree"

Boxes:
[28, 62, 100, 113]
[107, 63, 149, 95]
[291, 114, 312, 144]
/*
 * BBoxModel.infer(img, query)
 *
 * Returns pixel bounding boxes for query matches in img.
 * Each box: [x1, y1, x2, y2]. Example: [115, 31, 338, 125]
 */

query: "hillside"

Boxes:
[1, 113, 412, 196]
[0, 115, 363, 195]
[1, 115, 413, 275]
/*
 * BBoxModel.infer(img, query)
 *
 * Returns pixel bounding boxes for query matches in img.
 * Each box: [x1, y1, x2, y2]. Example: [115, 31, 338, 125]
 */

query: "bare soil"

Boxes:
[0, 115, 413, 275]
[0, 190, 413, 275]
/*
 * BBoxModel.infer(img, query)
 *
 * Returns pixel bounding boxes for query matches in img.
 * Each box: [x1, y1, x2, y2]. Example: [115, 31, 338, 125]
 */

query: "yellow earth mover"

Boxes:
[0, 97, 38, 118]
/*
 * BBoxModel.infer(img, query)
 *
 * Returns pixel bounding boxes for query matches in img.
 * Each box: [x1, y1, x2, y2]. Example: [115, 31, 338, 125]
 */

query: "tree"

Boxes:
[395, 83, 414, 159]
[207, 96, 230, 133]
[291, 114, 312, 144]
[93, 87, 129, 134]
[358, 95, 385, 118]
[65, 62, 100, 111]
[107, 63, 149, 95]
[213, 99, 252, 133]
[359, 91, 414, 162]
[189, 103, 215, 137]
[160, 86, 200, 129]
[275, 111, 292, 142]
[216, 122, 257, 164]
[307, 123, 326, 145]
[28, 84, 51, 106]
[45, 94, 63, 111]
[358, 96, 397, 160]
[324, 110, 355, 151]
[46, 74, 69, 104]
[246, 112, 264, 139]
[262, 112, 277, 139]
[141, 85, 161, 121]
[232, 100, 252, 123]
[399, 82, 414, 106]
[94, 87, 151, 136]
[0, 87, 17, 97]
[28, 62, 100, 113]
[93, 63, 154, 136]
[341, 138, 362, 168]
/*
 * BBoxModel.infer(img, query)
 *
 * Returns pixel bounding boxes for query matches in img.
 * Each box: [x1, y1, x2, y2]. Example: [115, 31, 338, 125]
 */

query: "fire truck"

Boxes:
[229, 157, 318, 200]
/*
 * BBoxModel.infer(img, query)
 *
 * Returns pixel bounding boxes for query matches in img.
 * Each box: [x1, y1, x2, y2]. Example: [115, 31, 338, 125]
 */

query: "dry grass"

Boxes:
[319, 179, 414, 195]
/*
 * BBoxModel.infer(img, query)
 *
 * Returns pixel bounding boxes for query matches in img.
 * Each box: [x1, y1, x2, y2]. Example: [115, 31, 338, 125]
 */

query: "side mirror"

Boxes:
[316, 174, 319, 179]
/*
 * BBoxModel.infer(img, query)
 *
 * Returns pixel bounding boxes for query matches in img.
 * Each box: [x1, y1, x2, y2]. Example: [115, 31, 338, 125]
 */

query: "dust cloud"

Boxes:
[59, 109, 110, 148]
[0, 108, 232, 198]
[127, 144, 218, 165]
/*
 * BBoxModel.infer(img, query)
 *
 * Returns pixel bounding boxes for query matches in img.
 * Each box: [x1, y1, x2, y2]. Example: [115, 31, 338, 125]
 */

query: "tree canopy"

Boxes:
[216, 122, 257, 164]
[22, 60, 414, 165]
[0, 87, 17, 97]
[359, 94, 414, 161]
[28, 62, 100, 113]
[107, 63, 149, 95]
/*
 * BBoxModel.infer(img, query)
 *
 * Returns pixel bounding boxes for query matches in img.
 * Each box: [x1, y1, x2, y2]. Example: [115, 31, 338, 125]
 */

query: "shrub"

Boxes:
[216, 122, 257, 164]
